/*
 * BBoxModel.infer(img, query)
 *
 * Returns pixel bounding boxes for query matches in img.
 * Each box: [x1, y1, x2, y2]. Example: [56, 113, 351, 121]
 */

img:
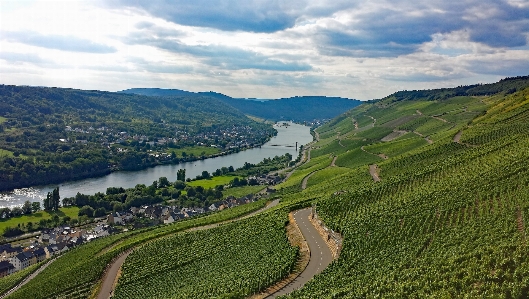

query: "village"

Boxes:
[64, 124, 274, 153]
[0, 173, 284, 278]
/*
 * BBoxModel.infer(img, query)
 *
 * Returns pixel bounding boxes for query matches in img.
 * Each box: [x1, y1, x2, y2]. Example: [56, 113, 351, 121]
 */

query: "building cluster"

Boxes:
[0, 186, 271, 278]
[248, 174, 283, 185]
[108, 194, 258, 226]
[0, 224, 116, 277]
[63, 125, 272, 152]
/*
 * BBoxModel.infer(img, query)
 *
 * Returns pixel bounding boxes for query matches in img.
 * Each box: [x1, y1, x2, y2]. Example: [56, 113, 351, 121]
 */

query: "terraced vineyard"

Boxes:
[275, 76, 529, 298]
[114, 211, 297, 299]
[3, 76, 528, 298]
[3, 200, 268, 299]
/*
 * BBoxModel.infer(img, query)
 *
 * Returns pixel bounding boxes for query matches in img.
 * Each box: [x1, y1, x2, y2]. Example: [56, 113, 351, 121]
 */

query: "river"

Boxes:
[0, 122, 313, 208]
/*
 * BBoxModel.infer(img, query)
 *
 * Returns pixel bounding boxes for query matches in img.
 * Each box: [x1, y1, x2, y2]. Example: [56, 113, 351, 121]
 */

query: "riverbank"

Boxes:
[0, 123, 313, 208]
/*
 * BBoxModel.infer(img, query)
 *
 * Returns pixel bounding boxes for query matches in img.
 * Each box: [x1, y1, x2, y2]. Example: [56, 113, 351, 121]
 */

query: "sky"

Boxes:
[0, 0, 528, 100]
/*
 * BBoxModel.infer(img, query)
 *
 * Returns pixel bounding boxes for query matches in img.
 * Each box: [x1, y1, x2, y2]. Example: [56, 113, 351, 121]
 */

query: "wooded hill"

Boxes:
[121, 88, 361, 122]
[0, 85, 274, 191]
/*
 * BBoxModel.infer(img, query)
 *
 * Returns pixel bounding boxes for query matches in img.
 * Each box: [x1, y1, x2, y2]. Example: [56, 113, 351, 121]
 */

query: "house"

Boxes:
[55, 242, 69, 254]
[10, 251, 35, 271]
[33, 248, 46, 263]
[163, 213, 176, 224]
[0, 244, 21, 261]
[130, 207, 140, 215]
[0, 260, 16, 277]
[44, 245, 58, 259]
[108, 212, 123, 225]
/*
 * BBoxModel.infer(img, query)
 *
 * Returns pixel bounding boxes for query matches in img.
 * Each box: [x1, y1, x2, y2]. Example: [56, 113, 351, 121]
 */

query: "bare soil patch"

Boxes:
[381, 130, 408, 142]
[380, 115, 418, 128]
[369, 164, 381, 182]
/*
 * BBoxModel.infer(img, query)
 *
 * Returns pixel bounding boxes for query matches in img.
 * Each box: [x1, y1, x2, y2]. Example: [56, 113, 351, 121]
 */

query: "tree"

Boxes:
[52, 187, 60, 210]
[22, 200, 32, 214]
[44, 192, 51, 211]
[228, 166, 234, 172]
[3, 226, 23, 237]
[11, 207, 23, 217]
[31, 201, 41, 213]
[231, 177, 240, 186]
[174, 180, 186, 190]
[94, 207, 107, 217]
[186, 187, 196, 197]
[78, 205, 95, 217]
[158, 177, 170, 188]
[201, 170, 211, 179]
[177, 169, 186, 182]
[52, 214, 60, 226]
[45, 187, 60, 211]
[113, 202, 124, 213]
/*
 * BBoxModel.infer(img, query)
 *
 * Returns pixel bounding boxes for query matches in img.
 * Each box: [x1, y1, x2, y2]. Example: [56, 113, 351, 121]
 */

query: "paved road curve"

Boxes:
[267, 208, 333, 298]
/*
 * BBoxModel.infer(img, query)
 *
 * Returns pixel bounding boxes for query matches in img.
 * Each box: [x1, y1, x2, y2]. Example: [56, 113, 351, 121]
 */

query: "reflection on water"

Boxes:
[0, 122, 313, 208]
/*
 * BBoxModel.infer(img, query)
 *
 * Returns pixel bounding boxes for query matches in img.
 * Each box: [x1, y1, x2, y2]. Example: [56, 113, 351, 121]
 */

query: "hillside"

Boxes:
[121, 88, 361, 122]
[0, 85, 274, 191]
[3, 76, 529, 298]
[273, 75, 529, 297]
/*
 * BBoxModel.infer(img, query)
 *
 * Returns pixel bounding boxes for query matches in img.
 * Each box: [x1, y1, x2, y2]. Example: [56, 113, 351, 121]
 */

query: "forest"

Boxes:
[0, 85, 275, 191]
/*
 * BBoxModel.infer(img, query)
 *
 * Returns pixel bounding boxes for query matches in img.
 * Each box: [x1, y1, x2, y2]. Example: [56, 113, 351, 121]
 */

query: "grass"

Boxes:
[167, 146, 221, 158]
[307, 167, 350, 186]
[188, 176, 241, 189]
[363, 134, 429, 158]
[0, 116, 7, 124]
[0, 149, 13, 157]
[334, 148, 382, 169]
[222, 185, 266, 198]
[0, 207, 80, 232]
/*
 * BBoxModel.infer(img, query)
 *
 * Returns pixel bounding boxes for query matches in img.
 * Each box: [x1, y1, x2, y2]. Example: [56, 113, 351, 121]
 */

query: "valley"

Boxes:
[1, 75, 529, 298]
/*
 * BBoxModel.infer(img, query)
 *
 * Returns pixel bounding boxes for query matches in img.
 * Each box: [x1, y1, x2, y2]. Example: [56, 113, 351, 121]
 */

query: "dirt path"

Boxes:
[0, 257, 58, 299]
[265, 209, 333, 298]
[367, 115, 376, 124]
[416, 109, 423, 115]
[432, 115, 448, 123]
[453, 130, 462, 143]
[330, 156, 337, 167]
[369, 164, 381, 182]
[301, 172, 316, 190]
[96, 199, 280, 299]
[516, 208, 526, 245]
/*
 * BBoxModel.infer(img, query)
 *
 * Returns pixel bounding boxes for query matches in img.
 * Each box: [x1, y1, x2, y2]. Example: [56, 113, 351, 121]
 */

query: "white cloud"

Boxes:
[0, 0, 527, 100]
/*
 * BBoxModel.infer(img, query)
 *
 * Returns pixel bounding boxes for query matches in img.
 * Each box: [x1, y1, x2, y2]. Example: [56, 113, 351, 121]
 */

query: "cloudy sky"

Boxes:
[1, 0, 528, 100]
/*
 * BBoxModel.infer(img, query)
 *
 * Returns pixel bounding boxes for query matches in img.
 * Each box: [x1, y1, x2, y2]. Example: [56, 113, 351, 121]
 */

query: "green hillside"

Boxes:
[3, 76, 529, 298]
[276, 75, 529, 298]
[122, 88, 362, 122]
[0, 85, 274, 191]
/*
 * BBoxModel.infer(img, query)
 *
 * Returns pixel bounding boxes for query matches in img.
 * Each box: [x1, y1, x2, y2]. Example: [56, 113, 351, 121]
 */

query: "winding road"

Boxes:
[97, 199, 280, 299]
[267, 209, 333, 298]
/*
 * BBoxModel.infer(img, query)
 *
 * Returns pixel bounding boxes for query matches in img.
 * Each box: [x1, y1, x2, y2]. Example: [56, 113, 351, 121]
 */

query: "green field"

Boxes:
[0, 207, 80, 232]
[222, 185, 266, 198]
[187, 175, 240, 188]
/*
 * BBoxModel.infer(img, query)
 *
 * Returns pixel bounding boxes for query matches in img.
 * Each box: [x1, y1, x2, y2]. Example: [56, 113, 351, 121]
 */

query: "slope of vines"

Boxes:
[114, 211, 297, 299]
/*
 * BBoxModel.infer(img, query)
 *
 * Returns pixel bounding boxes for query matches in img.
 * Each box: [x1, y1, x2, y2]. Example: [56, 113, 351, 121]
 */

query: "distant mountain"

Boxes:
[121, 88, 362, 122]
